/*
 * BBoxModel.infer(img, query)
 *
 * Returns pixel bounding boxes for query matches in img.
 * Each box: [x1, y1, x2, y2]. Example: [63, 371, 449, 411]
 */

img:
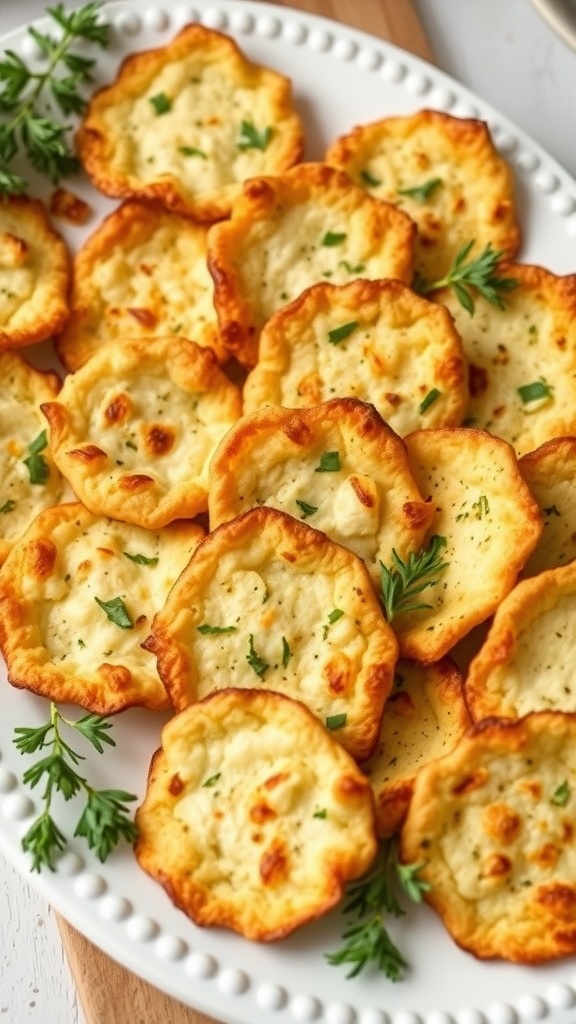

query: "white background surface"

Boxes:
[0, 1, 575, 1022]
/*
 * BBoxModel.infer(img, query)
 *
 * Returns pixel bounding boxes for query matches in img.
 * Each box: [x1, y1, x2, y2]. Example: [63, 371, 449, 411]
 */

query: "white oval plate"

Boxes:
[1, 4, 576, 1024]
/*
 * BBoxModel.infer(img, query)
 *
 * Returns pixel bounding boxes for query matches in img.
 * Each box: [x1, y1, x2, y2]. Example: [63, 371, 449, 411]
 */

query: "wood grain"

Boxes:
[57, 2, 434, 1022]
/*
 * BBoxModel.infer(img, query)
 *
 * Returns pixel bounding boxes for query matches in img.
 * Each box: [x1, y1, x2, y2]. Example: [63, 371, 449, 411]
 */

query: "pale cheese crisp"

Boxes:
[0, 502, 204, 713]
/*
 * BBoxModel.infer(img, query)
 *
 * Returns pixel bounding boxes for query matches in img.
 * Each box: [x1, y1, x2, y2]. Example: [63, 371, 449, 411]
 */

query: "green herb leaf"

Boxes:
[94, 596, 133, 630]
[237, 119, 272, 151]
[13, 703, 136, 872]
[123, 551, 159, 567]
[321, 231, 347, 247]
[0, 1, 110, 196]
[379, 535, 449, 623]
[551, 780, 570, 806]
[517, 378, 554, 405]
[281, 636, 291, 668]
[178, 145, 207, 158]
[295, 499, 318, 519]
[0, 499, 16, 514]
[360, 168, 382, 187]
[23, 431, 49, 485]
[418, 388, 441, 414]
[197, 623, 237, 635]
[202, 772, 221, 788]
[149, 92, 171, 115]
[338, 259, 366, 274]
[397, 177, 442, 202]
[313, 808, 327, 819]
[414, 240, 519, 314]
[246, 634, 270, 679]
[315, 451, 341, 473]
[326, 713, 347, 731]
[328, 321, 359, 345]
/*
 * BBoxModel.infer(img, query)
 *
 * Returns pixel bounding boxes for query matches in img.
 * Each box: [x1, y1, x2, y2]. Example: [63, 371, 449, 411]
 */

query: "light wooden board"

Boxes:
[57, 2, 434, 1022]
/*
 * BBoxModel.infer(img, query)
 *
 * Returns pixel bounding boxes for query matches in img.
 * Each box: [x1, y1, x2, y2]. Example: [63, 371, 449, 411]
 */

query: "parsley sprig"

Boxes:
[13, 702, 137, 871]
[0, 1, 109, 196]
[380, 535, 449, 623]
[415, 240, 519, 314]
[326, 841, 429, 979]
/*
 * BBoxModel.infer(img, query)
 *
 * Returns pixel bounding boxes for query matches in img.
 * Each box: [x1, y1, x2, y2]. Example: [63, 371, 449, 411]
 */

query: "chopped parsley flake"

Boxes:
[197, 624, 237, 635]
[397, 177, 442, 202]
[202, 772, 221, 788]
[0, 499, 16, 514]
[418, 388, 441, 415]
[94, 596, 133, 630]
[247, 634, 269, 678]
[149, 92, 172, 115]
[237, 119, 272, 151]
[328, 321, 359, 345]
[296, 499, 318, 519]
[123, 552, 159, 567]
[321, 231, 347, 247]
[315, 451, 341, 473]
[326, 713, 347, 731]
[551, 781, 570, 806]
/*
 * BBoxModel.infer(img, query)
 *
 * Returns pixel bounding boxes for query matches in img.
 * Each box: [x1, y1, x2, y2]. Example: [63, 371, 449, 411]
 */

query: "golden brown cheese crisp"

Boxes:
[207, 162, 416, 367]
[43, 336, 242, 529]
[56, 200, 224, 371]
[401, 712, 576, 964]
[0, 352, 65, 565]
[465, 561, 576, 721]
[363, 658, 470, 837]
[325, 108, 520, 286]
[135, 687, 377, 941]
[208, 398, 434, 583]
[243, 278, 468, 435]
[440, 263, 576, 456]
[76, 24, 304, 222]
[519, 437, 576, 576]
[395, 427, 542, 661]
[147, 505, 398, 761]
[0, 502, 204, 713]
[0, 196, 70, 350]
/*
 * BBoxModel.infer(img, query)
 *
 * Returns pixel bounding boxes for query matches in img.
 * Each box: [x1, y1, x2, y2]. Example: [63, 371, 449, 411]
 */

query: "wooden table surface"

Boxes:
[58, 1, 434, 1021]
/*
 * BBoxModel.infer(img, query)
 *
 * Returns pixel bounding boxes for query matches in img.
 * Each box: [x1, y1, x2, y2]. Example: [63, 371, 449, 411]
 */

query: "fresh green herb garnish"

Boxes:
[237, 119, 272, 151]
[473, 495, 490, 519]
[313, 808, 328, 819]
[397, 177, 442, 202]
[23, 430, 49, 485]
[338, 259, 366, 274]
[197, 623, 237, 635]
[326, 713, 347, 731]
[321, 231, 347, 247]
[295, 499, 318, 519]
[323, 608, 344, 638]
[414, 240, 519, 314]
[328, 321, 359, 345]
[202, 772, 221, 788]
[315, 451, 341, 473]
[0, 1, 110, 196]
[379, 535, 449, 623]
[360, 169, 382, 188]
[326, 840, 429, 979]
[149, 92, 171, 115]
[178, 145, 207, 158]
[246, 634, 269, 679]
[281, 636, 291, 668]
[551, 780, 570, 806]
[0, 499, 16, 514]
[94, 596, 133, 630]
[418, 388, 441, 414]
[13, 703, 137, 871]
[123, 551, 159, 567]
[517, 378, 554, 405]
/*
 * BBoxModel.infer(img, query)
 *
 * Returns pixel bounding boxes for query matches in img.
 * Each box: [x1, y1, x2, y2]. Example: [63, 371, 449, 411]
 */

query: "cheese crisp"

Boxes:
[207, 162, 416, 367]
[76, 24, 304, 222]
[396, 428, 542, 662]
[42, 336, 242, 529]
[440, 263, 576, 456]
[0, 352, 64, 565]
[465, 561, 576, 721]
[401, 712, 576, 964]
[56, 200, 224, 372]
[135, 688, 377, 940]
[147, 506, 398, 761]
[243, 278, 468, 435]
[208, 398, 434, 583]
[0, 502, 204, 713]
[363, 658, 470, 837]
[0, 195, 70, 350]
[519, 437, 576, 576]
[325, 108, 520, 285]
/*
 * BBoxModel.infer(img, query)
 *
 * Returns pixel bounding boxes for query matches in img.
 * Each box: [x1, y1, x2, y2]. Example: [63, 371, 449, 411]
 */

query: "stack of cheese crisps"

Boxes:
[1, 19, 576, 960]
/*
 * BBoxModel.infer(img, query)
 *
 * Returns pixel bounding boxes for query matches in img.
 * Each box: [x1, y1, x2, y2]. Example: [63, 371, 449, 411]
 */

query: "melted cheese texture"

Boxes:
[0, 502, 204, 712]
[401, 712, 576, 964]
[135, 688, 377, 940]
